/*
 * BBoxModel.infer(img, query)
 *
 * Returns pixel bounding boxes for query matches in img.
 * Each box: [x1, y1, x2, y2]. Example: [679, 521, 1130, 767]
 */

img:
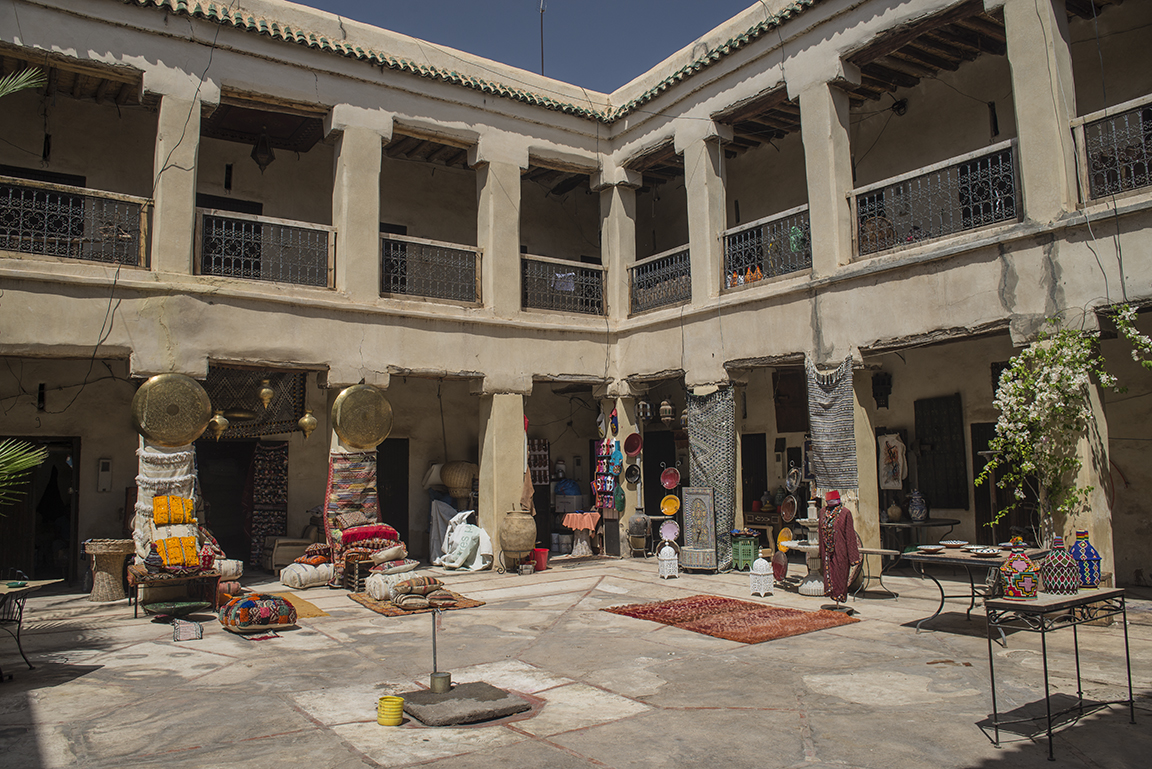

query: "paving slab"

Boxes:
[401, 681, 532, 726]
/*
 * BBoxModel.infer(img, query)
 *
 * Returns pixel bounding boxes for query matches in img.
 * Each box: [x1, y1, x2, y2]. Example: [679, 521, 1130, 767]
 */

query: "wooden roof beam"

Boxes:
[953, 15, 1006, 41]
[936, 25, 1007, 56]
[861, 62, 921, 90]
[549, 173, 587, 197]
[114, 82, 132, 105]
[847, 0, 983, 66]
[93, 78, 109, 104]
[425, 143, 457, 164]
[898, 43, 962, 72]
[385, 136, 422, 158]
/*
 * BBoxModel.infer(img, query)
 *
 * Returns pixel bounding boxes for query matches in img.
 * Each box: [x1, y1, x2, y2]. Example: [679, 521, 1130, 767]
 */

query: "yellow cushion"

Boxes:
[153, 495, 195, 526]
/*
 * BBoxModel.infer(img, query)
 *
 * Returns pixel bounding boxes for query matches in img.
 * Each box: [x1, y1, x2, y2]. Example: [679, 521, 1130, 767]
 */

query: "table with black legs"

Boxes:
[984, 588, 1135, 761]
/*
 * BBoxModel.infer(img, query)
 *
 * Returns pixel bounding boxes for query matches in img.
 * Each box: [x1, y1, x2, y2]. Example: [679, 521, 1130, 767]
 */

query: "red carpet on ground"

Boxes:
[603, 594, 858, 644]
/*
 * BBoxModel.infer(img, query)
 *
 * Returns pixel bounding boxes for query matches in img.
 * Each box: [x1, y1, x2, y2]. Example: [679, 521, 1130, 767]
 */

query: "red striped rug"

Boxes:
[603, 594, 858, 644]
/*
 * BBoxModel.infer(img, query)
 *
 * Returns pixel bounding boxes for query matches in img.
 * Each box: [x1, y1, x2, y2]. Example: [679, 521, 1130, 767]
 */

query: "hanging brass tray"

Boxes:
[332, 384, 393, 449]
[131, 373, 213, 446]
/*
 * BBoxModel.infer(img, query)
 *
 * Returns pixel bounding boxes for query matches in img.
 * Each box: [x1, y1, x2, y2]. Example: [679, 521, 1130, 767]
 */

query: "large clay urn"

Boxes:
[499, 508, 537, 569]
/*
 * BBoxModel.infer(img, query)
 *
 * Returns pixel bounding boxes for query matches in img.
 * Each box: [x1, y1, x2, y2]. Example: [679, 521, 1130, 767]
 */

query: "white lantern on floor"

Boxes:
[658, 544, 679, 579]
[750, 557, 774, 596]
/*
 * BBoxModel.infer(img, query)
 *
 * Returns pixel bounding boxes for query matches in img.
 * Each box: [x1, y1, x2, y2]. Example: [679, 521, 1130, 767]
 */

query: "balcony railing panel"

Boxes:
[381, 234, 480, 303]
[629, 246, 690, 314]
[521, 255, 605, 316]
[1077, 96, 1152, 200]
[0, 176, 149, 266]
[853, 140, 1019, 257]
[722, 205, 811, 289]
[197, 209, 333, 287]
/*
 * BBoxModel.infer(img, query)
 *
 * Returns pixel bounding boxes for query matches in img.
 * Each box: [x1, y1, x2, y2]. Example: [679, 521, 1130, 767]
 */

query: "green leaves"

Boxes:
[0, 439, 48, 509]
[0, 67, 47, 100]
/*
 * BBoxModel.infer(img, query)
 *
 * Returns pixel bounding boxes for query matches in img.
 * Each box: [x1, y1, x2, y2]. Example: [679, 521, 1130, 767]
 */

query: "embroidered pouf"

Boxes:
[1069, 529, 1102, 588]
[218, 592, 297, 634]
[999, 546, 1039, 600]
[1041, 535, 1079, 595]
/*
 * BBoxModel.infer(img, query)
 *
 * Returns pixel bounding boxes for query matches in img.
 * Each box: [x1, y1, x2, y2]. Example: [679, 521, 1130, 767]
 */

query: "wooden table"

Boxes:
[878, 518, 961, 569]
[903, 548, 1046, 633]
[126, 564, 221, 619]
[1, 579, 62, 681]
[984, 588, 1134, 760]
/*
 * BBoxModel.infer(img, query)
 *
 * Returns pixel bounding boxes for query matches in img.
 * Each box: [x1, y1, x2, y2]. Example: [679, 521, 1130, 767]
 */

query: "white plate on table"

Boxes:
[969, 547, 1002, 558]
[917, 545, 945, 554]
[940, 540, 968, 549]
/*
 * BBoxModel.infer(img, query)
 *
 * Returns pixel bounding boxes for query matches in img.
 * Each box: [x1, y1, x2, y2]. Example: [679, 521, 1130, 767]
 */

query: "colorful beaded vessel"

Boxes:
[999, 546, 1039, 600]
[1040, 535, 1079, 595]
[1068, 529, 1101, 589]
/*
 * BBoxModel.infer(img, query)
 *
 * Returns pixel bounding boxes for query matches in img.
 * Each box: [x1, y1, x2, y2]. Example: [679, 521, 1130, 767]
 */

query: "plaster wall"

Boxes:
[635, 181, 689, 259]
[724, 129, 808, 230]
[378, 155, 476, 246]
[519, 180, 601, 262]
[0, 90, 155, 197]
[1069, 0, 1152, 116]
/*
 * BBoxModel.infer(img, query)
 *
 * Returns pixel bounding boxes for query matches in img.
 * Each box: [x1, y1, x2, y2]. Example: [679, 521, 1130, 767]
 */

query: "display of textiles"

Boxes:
[323, 451, 381, 586]
[687, 388, 736, 571]
[247, 441, 290, 567]
[133, 441, 199, 560]
[806, 356, 858, 490]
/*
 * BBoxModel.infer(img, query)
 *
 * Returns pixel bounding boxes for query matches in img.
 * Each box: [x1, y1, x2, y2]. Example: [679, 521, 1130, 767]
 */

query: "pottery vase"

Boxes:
[999, 546, 1039, 600]
[1040, 535, 1079, 595]
[499, 508, 537, 568]
[908, 490, 928, 522]
[1068, 529, 1102, 589]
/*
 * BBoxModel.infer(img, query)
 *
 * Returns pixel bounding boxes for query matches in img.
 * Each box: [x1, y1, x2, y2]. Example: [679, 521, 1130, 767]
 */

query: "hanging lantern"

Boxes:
[297, 409, 317, 440]
[679, 407, 688, 430]
[257, 379, 275, 410]
[659, 399, 675, 427]
[250, 127, 276, 173]
[637, 399, 652, 423]
[208, 410, 229, 441]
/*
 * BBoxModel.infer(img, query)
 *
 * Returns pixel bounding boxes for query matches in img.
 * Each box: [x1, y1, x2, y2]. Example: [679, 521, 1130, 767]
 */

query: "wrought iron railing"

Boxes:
[1074, 94, 1152, 200]
[853, 140, 1020, 257]
[722, 205, 811, 289]
[196, 209, 334, 287]
[380, 234, 480, 303]
[521, 254, 605, 316]
[629, 245, 691, 314]
[0, 175, 150, 266]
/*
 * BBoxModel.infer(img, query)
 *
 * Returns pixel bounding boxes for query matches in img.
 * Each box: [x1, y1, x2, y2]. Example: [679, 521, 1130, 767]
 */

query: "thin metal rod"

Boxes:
[987, 611, 1000, 747]
[432, 610, 438, 673]
[1041, 626, 1054, 761]
[1123, 599, 1135, 724]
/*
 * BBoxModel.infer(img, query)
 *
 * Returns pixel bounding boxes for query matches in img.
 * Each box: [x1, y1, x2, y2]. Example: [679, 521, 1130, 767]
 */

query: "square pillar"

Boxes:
[475, 160, 523, 317]
[478, 392, 527, 549]
[150, 94, 201, 274]
[1002, 0, 1078, 223]
[681, 137, 726, 302]
[598, 181, 637, 319]
[852, 371, 881, 579]
[800, 82, 854, 276]
[332, 126, 384, 302]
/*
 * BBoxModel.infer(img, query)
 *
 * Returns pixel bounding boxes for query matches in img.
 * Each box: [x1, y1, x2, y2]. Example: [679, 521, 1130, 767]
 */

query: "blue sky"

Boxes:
[293, 1, 758, 92]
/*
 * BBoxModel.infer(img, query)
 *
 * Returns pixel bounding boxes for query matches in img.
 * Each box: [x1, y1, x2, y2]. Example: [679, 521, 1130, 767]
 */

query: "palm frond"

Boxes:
[0, 67, 47, 100]
[0, 439, 48, 508]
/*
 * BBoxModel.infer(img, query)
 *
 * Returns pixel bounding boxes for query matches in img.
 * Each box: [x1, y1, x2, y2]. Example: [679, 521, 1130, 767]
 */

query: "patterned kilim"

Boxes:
[248, 441, 289, 566]
[687, 388, 736, 571]
[603, 595, 858, 644]
[324, 452, 381, 586]
[806, 357, 858, 490]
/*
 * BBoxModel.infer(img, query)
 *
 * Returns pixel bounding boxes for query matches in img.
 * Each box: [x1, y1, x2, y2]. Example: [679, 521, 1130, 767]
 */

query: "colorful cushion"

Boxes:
[279, 562, 334, 590]
[293, 554, 329, 566]
[369, 558, 419, 576]
[217, 581, 243, 604]
[218, 593, 297, 633]
[392, 593, 430, 610]
[200, 544, 216, 570]
[215, 559, 244, 580]
[341, 524, 400, 545]
[427, 589, 456, 607]
[304, 542, 331, 557]
[370, 544, 407, 563]
[152, 495, 195, 526]
[392, 576, 443, 596]
[156, 536, 199, 568]
[335, 510, 371, 530]
[365, 572, 408, 601]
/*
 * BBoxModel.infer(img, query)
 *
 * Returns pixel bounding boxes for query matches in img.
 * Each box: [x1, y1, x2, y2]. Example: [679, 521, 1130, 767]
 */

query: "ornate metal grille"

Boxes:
[855, 142, 1019, 256]
[629, 246, 691, 314]
[198, 366, 307, 440]
[198, 210, 332, 287]
[381, 235, 479, 303]
[723, 206, 811, 289]
[0, 177, 148, 265]
[521, 256, 605, 315]
[1083, 105, 1152, 199]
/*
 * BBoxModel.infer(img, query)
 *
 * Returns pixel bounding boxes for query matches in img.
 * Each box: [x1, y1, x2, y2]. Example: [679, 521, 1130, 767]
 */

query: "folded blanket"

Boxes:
[152, 495, 195, 526]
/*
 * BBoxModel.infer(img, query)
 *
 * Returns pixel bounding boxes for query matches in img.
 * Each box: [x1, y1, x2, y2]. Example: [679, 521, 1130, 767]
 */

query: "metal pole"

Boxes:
[431, 609, 438, 673]
[539, 2, 545, 76]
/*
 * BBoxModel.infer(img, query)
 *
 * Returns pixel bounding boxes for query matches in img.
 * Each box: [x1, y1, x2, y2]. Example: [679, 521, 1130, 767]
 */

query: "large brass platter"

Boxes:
[131, 373, 213, 446]
[332, 384, 393, 449]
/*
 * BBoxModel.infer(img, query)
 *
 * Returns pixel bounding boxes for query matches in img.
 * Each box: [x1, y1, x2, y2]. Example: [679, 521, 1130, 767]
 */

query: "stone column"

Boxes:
[852, 370, 882, 580]
[472, 138, 528, 318]
[150, 94, 202, 275]
[800, 82, 854, 277]
[594, 168, 640, 319]
[676, 133, 727, 304]
[328, 107, 391, 303]
[477, 391, 528, 555]
[1064, 383, 1114, 583]
[1001, 0, 1078, 223]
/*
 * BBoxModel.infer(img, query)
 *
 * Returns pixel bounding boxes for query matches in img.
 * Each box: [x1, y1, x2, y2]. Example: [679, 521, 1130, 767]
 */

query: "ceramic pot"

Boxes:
[908, 490, 928, 522]
[499, 508, 537, 567]
[1040, 535, 1079, 595]
[886, 503, 903, 522]
[1069, 529, 1102, 588]
[999, 546, 1039, 600]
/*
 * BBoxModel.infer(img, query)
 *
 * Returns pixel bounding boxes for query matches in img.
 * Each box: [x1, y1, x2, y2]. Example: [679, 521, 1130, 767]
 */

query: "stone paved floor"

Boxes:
[2, 557, 1149, 768]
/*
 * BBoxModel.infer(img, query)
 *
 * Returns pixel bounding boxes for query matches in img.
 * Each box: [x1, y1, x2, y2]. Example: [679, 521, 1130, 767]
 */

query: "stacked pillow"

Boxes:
[150, 495, 200, 570]
[218, 593, 297, 634]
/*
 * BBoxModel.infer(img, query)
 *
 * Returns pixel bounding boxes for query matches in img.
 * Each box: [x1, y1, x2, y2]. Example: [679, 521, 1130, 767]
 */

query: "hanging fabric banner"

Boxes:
[806, 356, 858, 490]
[687, 387, 736, 571]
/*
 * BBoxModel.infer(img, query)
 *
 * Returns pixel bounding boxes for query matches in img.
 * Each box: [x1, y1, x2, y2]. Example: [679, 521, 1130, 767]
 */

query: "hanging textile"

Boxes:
[246, 441, 289, 567]
[133, 440, 198, 560]
[322, 451, 380, 586]
[806, 356, 858, 490]
[877, 433, 907, 490]
[687, 387, 736, 571]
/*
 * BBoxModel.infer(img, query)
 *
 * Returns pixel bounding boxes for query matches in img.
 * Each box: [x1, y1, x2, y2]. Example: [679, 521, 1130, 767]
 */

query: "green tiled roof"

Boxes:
[122, 0, 820, 123]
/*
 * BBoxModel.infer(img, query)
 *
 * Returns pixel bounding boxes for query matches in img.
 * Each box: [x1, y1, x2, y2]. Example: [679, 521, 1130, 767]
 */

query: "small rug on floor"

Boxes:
[270, 592, 329, 618]
[349, 591, 484, 617]
[602, 594, 858, 644]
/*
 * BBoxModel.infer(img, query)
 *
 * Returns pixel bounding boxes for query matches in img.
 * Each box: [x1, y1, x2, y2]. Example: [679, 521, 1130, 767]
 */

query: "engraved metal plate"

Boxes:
[131, 373, 212, 446]
[331, 384, 393, 450]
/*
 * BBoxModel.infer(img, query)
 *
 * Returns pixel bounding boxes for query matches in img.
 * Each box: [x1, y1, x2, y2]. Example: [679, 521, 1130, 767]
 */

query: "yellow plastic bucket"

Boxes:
[377, 695, 404, 726]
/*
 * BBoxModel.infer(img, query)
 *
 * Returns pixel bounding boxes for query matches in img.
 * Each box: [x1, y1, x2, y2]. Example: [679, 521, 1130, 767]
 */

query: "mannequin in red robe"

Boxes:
[818, 490, 860, 603]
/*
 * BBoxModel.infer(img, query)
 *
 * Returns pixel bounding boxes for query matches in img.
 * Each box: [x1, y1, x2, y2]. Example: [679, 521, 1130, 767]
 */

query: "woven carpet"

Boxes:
[349, 591, 484, 617]
[603, 594, 858, 644]
[270, 592, 329, 618]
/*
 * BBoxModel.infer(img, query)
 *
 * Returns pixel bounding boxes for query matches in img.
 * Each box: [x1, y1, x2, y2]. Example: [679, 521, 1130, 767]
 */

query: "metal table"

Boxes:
[903, 548, 1046, 633]
[984, 588, 1134, 761]
[879, 518, 961, 569]
[1, 578, 62, 681]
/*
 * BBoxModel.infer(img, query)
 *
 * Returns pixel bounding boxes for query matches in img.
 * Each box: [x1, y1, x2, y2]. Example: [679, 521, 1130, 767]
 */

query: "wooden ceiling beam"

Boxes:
[70, 73, 84, 99]
[384, 136, 422, 158]
[917, 33, 980, 63]
[899, 43, 962, 72]
[1065, 0, 1097, 19]
[115, 82, 132, 105]
[445, 149, 469, 168]
[550, 173, 587, 197]
[861, 62, 921, 90]
[877, 54, 936, 79]
[846, 0, 983, 66]
[953, 15, 1006, 41]
[93, 78, 109, 104]
[424, 143, 457, 164]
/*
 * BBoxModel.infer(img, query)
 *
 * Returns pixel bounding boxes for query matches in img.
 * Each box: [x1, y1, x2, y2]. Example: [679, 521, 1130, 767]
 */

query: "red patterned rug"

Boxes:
[602, 594, 858, 644]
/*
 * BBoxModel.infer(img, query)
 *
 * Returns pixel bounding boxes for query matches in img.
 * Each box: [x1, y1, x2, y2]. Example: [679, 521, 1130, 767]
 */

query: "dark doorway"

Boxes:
[741, 433, 768, 508]
[0, 438, 79, 581]
[377, 438, 410, 546]
[197, 440, 257, 562]
[971, 422, 1038, 545]
[642, 431, 677, 521]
